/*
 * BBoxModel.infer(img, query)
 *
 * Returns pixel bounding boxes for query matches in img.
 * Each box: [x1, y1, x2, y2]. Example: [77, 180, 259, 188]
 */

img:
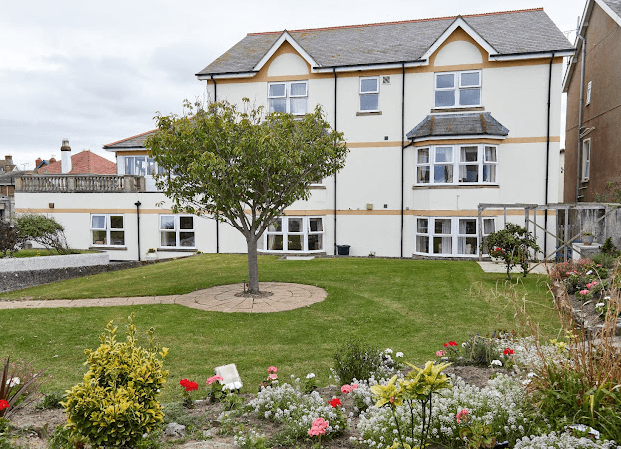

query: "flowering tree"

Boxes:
[485, 223, 540, 280]
[146, 99, 348, 294]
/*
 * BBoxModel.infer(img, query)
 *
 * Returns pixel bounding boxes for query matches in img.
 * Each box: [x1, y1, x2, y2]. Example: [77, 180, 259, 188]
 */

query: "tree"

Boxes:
[0, 220, 18, 257]
[484, 223, 540, 280]
[15, 214, 72, 254]
[145, 99, 348, 293]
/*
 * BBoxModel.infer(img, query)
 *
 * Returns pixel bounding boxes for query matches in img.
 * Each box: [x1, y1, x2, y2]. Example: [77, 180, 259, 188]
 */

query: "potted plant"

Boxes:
[146, 248, 157, 261]
[581, 232, 594, 245]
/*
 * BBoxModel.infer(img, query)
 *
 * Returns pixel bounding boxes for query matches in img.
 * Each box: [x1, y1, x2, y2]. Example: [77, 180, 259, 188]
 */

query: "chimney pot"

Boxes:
[50, 157, 56, 163]
[61, 139, 71, 152]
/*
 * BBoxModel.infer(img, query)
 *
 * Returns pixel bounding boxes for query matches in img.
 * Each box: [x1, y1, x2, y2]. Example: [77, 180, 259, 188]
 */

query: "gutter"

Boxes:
[211, 74, 220, 253]
[489, 49, 574, 61]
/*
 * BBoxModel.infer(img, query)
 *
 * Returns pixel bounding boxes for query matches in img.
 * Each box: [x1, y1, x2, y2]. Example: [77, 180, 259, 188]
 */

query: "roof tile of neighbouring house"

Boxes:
[103, 130, 157, 150]
[406, 113, 509, 139]
[197, 8, 572, 75]
[34, 150, 116, 174]
[602, 0, 621, 18]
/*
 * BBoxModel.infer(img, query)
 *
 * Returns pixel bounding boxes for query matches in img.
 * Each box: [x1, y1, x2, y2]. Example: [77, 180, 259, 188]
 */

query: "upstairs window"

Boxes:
[268, 81, 308, 115]
[124, 156, 162, 176]
[586, 81, 592, 105]
[582, 139, 591, 182]
[359, 76, 379, 111]
[435, 70, 481, 108]
[416, 144, 497, 185]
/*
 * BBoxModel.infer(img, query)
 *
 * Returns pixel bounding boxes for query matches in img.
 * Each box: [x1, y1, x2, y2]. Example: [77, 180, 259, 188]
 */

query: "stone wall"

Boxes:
[0, 261, 143, 293]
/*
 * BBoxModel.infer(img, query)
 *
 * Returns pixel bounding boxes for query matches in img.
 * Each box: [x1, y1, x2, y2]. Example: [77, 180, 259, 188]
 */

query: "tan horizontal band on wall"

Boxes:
[16, 208, 555, 217]
[504, 136, 560, 143]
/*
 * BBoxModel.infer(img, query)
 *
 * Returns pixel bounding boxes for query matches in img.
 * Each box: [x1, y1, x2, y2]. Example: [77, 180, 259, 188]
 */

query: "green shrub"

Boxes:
[590, 252, 617, 270]
[0, 221, 18, 257]
[15, 214, 73, 254]
[333, 339, 382, 384]
[484, 223, 540, 280]
[63, 314, 169, 448]
[35, 391, 65, 410]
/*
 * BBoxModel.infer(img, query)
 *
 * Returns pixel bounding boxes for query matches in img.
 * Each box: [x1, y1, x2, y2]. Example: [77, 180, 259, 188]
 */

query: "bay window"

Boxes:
[124, 156, 162, 176]
[416, 144, 497, 185]
[415, 217, 495, 256]
[261, 216, 324, 252]
[435, 70, 481, 108]
[268, 81, 308, 115]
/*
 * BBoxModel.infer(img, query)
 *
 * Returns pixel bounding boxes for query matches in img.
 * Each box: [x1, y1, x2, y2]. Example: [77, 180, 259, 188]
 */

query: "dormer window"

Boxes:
[435, 70, 481, 108]
[268, 81, 308, 115]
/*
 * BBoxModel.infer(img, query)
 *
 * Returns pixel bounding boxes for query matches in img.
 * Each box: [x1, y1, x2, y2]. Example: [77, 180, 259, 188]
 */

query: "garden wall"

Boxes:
[0, 252, 109, 273]
[0, 260, 142, 293]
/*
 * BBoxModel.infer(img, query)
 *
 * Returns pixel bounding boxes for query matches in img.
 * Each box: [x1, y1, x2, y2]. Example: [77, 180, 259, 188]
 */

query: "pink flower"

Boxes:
[436, 350, 446, 357]
[351, 383, 358, 390]
[308, 417, 329, 436]
[268, 373, 278, 381]
[456, 408, 469, 424]
[206, 375, 223, 385]
[340, 384, 352, 394]
[579, 289, 589, 295]
[267, 366, 277, 374]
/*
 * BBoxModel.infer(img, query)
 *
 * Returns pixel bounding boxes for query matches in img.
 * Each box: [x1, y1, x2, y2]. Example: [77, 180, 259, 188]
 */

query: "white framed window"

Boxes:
[159, 215, 195, 248]
[586, 81, 592, 105]
[415, 217, 495, 256]
[91, 214, 125, 246]
[416, 144, 497, 185]
[359, 76, 380, 111]
[261, 216, 324, 252]
[124, 156, 163, 176]
[582, 138, 591, 182]
[435, 70, 481, 108]
[268, 81, 308, 115]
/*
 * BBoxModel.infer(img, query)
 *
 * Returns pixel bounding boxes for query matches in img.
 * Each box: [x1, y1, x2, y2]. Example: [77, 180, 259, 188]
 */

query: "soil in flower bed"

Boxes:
[7, 366, 505, 448]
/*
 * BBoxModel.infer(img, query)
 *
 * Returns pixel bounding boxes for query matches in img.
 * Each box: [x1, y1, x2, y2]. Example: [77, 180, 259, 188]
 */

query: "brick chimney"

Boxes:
[60, 139, 72, 173]
[35, 157, 42, 168]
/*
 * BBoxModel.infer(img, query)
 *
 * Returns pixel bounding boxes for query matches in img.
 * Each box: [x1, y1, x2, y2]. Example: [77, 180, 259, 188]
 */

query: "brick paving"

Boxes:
[0, 282, 327, 313]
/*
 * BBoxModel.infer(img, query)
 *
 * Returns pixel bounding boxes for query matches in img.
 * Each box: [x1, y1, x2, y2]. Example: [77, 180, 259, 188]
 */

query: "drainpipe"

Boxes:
[543, 52, 554, 257]
[333, 68, 338, 254]
[575, 33, 586, 202]
[211, 74, 220, 253]
[134, 201, 141, 261]
[400, 63, 405, 258]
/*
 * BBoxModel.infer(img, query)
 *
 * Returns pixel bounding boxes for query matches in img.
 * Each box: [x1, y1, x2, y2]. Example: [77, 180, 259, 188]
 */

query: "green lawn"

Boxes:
[0, 255, 559, 402]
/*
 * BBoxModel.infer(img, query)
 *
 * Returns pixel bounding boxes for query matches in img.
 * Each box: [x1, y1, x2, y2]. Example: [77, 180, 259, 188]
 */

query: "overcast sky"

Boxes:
[2, 0, 585, 170]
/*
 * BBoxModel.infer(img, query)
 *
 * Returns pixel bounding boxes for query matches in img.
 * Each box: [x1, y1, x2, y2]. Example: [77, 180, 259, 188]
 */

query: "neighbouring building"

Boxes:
[15, 8, 573, 261]
[563, 0, 621, 202]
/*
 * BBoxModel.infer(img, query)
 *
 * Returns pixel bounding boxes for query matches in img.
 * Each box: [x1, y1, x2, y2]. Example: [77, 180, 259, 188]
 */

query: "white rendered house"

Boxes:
[15, 8, 573, 261]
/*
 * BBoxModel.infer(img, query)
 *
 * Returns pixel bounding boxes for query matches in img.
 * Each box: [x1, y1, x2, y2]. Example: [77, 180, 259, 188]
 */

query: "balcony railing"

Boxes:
[15, 175, 146, 193]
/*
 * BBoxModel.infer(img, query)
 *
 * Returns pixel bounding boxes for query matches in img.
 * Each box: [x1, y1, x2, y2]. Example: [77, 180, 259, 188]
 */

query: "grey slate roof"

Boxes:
[198, 8, 573, 75]
[602, 0, 621, 18]
[103, 130, 156, 150]
[406, 113, 509, 140]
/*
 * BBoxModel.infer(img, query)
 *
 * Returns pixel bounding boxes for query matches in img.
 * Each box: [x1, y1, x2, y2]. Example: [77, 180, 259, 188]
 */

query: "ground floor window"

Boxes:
[159, 215, 195, 248]
[91, 214, 125, 246]
[415, 217, 495, 256]
[260, 216, 324, 252]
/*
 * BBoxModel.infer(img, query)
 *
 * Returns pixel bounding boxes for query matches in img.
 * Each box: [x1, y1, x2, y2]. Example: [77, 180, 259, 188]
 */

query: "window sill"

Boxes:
[259, 251, 327, 255]
[413, 184, 499, 189]
[89, 246, 127, 251]
[431, 106, 484, 113]
[309, 184, 326, 189]
[356, 111, 382, 116]
[157, 248, 197, 252]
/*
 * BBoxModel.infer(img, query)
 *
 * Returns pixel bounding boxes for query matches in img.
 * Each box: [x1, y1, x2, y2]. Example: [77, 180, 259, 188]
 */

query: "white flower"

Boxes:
[395, 352, 404, 358]
[604, 296, 611, 300]
[586, 270, 593, 275]
[384, 348, 393, 354]
[306, 373, 315, 379]
[7, 377, 20, 387]
[491, 360, 503, 367]
[595, 302, 605, 308]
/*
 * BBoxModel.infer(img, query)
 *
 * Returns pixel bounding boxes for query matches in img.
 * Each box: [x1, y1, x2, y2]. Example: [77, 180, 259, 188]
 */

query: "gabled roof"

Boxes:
[103, 130, 156, 151]
[34, 150, 116, 175]
[563, 0, 621, 92]
[197, 8, 573, 78]
[406, 113, 509, 141]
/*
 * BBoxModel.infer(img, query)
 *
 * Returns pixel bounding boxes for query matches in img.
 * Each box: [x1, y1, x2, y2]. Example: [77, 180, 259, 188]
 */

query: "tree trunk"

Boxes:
[246, 234, 260, 293]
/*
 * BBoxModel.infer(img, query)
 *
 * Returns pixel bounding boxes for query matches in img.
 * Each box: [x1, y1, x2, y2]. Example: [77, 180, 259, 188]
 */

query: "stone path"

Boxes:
[477, 261, 548, 274]
[0, 282, 327, 313]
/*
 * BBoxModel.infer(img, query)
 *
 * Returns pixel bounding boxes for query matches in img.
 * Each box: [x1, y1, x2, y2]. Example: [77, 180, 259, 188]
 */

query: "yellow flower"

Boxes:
[370, 375, 403, 408]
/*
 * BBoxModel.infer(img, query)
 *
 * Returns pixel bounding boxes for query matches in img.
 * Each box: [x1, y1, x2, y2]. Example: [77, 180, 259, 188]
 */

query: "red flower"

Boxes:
[503, 348, 514, 356]
[0, 399, 9, 410]
[443, 343, 448, 347]
[180, 379, 198, 391]
[448, 341, 458, 347]
[329, 398, 341, 408]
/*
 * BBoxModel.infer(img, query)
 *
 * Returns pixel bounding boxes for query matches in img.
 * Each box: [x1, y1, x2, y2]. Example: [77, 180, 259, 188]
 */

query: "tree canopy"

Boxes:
[145, 99, 348, 293]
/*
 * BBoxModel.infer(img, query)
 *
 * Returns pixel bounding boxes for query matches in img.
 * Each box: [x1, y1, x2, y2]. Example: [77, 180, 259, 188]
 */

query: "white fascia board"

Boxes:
[490, 50, 574, 62]
[596, 0, 621, 26]
[253, 31, 318, 72]
[420, 17, 498, 62]
[312, 61, 426, 73]
[196, 72, 257, 81]
[410, 134, 507, 143]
